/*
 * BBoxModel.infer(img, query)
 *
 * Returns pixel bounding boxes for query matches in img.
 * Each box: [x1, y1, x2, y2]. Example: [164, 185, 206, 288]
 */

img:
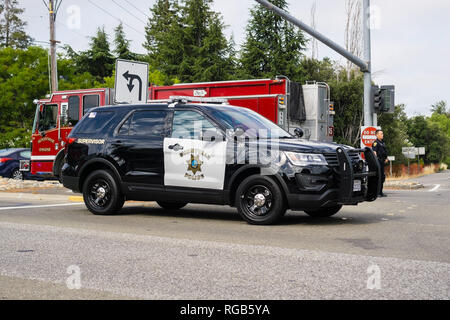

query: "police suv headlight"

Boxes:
[285, 152, 328, 166]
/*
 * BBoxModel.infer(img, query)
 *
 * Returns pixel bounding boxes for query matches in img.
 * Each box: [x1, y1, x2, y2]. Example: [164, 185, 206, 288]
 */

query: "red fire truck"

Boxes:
[30, 88, 114, 179]
[29, 77, 333, 180]
[149, 77, 334, 142]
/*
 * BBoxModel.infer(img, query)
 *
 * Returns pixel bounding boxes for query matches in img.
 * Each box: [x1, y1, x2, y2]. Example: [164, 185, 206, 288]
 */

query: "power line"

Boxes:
[122, 0, 151, 20]
[86, 0, 146, 37]
[111, 0, 147, 25]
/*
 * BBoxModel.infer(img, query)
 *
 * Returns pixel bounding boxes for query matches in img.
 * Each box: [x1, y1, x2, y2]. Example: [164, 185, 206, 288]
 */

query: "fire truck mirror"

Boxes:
[294, 128, 304, 138]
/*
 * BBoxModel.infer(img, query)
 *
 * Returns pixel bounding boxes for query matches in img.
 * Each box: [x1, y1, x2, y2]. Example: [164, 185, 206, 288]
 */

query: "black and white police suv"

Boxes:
[62, 98, 382, 225]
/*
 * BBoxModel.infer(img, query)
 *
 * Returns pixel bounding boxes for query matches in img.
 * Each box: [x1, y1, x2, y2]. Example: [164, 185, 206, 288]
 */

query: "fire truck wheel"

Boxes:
[11, 168, 24, 180]
[304, 205, 342, 218]
[82, 170, 124, 215]
[57, 163, 63, 183]
[156, 202, 188, 210]
[236, 175, 286, 225]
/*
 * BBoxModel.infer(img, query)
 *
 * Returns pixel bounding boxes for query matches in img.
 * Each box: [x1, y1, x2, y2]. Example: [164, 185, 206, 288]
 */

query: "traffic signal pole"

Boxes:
[255, 0, 374, 126]
[363, 0, 374, 126]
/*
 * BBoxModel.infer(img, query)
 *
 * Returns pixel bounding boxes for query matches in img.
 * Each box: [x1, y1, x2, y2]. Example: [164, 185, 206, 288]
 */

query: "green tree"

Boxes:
[0, 46, 49, 148]
[431, 100, 448, 115]
[144, 0, 183, 81]
[180, 0, 235, 82]
[239, 0, 307, 79]
[329, 73, 364, 146]
[0, 0, 31, 49]
[378, 104, 409, 163]
[144, 0, 235, 83]
[114, 22, 137, 61]
[67, 27, 114, 80]
[406, 115, 449, 164]
[297, 57, 338, 84]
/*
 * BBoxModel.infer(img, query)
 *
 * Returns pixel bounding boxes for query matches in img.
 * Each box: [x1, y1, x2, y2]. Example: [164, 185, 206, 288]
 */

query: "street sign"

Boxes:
[361, 126, 381, 148]
[402, 147, 416, 159]
[387, 156, 395, 161]
[418, 147, 425, 155]
[114, 59, 149, 104]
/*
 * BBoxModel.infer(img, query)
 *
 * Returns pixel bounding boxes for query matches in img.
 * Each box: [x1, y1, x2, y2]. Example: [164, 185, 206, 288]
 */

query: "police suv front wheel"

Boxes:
[236, 175, 287, 225]
[83, 170, 125, 215]
[304, 205, 342, 218]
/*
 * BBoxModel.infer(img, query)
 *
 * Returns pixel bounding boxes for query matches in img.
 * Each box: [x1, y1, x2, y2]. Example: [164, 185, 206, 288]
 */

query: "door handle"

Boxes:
[169, 144, 183, 152]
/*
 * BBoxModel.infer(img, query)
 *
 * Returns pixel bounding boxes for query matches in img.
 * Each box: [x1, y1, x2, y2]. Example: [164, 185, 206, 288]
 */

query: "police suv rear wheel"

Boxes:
[83, 170, 124, 215]
[304, 205, 342, 218]
[236, 175, 286, 225]
[157, 201, 187, 210]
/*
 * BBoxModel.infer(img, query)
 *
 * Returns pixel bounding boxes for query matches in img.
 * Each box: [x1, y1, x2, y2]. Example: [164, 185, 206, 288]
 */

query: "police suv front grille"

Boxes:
[324, 151, 361, 167]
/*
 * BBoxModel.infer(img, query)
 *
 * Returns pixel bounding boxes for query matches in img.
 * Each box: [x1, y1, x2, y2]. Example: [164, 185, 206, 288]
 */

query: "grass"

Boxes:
[386, 164, 445, 181]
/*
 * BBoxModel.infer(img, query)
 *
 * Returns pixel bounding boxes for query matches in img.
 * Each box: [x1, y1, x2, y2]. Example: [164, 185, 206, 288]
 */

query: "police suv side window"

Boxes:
[171, 110, 216, 140]
[129, 110, 167, 137]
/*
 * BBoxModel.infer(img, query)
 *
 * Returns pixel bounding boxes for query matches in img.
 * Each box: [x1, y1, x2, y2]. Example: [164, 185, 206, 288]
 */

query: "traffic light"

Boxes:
[372, 85, 395, 114]
[372, 85, 383, 111]
[380, 85, 395, 113]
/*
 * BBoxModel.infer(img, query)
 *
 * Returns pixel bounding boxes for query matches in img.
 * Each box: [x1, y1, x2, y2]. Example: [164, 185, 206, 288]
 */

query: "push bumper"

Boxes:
[336, 147, 381, 204]
[287, 147, 381, 209]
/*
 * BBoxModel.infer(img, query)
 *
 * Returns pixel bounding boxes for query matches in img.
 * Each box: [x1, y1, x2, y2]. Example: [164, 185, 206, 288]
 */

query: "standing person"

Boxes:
[372, 129, 388, 197]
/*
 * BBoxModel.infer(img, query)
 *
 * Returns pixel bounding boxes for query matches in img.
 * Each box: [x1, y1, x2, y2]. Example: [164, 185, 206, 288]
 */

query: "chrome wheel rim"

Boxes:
[88, 179, 111, 209]
[12, 170, 23, 180]
[242, 185, 273, 217]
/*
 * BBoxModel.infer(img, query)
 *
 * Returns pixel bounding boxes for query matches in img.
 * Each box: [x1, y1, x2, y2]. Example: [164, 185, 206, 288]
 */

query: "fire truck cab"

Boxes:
[30, 88, 114, 179]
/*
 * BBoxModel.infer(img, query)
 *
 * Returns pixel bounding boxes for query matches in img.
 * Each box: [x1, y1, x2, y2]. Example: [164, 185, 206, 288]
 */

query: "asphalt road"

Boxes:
[0, 171, 449, 300]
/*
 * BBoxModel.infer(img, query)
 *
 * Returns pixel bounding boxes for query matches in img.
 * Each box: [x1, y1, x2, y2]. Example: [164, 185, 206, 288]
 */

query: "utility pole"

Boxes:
[5, 0, 10, 47]
[46, 0, 61, 92]
[254, 0, 374, 126]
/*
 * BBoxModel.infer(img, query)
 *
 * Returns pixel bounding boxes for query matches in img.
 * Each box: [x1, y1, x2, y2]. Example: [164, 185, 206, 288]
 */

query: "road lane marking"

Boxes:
[0, 203, 83, 211]
[429, 184, 441, 192]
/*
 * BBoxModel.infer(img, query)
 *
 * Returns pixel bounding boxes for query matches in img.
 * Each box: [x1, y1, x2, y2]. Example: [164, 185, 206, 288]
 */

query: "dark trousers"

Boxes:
[378, 159, 386, 195]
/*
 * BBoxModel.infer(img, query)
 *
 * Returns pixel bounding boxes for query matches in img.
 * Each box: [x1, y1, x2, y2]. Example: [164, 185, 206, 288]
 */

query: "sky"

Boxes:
[20, 0, 450, 117]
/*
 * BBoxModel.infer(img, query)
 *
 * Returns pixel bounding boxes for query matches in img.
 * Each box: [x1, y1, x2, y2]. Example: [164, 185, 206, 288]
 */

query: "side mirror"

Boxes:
[233, 127, 245, 138]
[294, 128, 304, 138]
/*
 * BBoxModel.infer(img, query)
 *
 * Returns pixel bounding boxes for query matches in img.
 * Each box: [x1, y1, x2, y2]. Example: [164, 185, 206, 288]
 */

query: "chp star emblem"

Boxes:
[187, 153, 203, 175]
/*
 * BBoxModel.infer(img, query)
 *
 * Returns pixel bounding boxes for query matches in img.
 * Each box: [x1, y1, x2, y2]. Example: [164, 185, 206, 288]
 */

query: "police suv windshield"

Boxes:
[209, 107, 292, 139]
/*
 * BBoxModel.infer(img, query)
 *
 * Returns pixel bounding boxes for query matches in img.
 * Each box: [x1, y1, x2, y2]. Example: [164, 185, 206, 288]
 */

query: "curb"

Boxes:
[69, 196, 84, 202]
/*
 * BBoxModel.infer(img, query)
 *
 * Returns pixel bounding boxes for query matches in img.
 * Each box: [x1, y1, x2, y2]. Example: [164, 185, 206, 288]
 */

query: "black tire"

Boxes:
[304, 205, 343, 218]
[236, 175, 287, 225]
[157, 201, 188, 210]
[11, 168, 23, 180]
[82, 170, 124, 215]
[56, 162, 63, 184]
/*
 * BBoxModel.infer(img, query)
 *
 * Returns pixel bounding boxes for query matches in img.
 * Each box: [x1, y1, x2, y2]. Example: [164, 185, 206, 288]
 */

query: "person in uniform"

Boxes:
[372, 129, 388, 197]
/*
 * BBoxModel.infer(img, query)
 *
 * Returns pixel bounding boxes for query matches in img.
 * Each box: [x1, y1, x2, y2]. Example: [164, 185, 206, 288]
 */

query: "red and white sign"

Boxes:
[328, 126, 334, 136]
[361, 126, 381, 148]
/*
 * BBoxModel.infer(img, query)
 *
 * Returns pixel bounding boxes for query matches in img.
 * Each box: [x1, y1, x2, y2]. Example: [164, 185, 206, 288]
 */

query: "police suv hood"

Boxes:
[275, 138, 354, 154]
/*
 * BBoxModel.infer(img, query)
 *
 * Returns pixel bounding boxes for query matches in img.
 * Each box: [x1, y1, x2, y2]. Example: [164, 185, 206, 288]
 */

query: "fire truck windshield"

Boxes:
[38, 104, 58, 132]
[210, 107, 293, 139]
[32, 105, 40, 134]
